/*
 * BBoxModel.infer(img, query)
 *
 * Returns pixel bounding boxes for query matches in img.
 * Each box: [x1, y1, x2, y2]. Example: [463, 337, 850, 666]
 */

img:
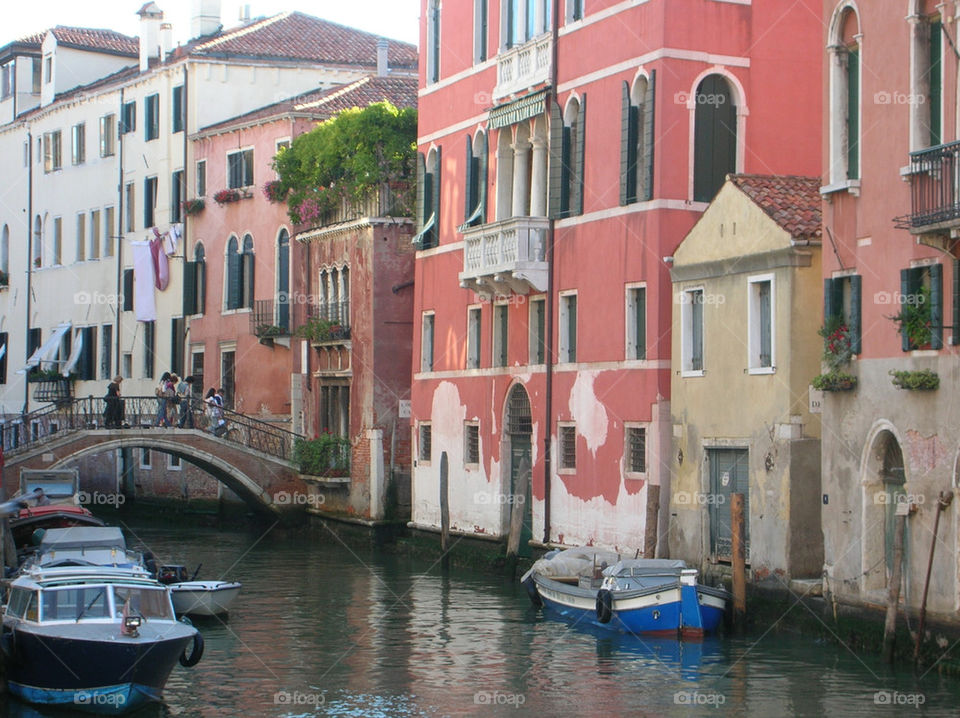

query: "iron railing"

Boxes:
[251, 298, 291, 338]
[1, 396, 304, 462]
[304, 301, 351, 342]
[897, 140, 960, 229]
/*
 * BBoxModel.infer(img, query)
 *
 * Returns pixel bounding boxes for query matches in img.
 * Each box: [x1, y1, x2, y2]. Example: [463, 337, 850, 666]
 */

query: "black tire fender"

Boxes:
[522, 575, 543, 609]
[596, 588, 613, 624]
[179, 631, 204, 667]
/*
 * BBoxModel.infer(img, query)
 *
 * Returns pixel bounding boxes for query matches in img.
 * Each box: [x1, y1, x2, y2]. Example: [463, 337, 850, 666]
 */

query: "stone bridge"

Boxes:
[1, 396, 312, 519]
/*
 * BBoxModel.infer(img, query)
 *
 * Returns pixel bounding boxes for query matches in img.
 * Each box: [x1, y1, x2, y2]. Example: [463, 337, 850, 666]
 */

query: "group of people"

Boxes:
[102, 373, 230, 435]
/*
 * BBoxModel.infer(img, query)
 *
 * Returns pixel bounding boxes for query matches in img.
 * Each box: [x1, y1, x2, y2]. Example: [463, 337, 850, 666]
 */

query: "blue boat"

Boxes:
[521, 548, 729, 637]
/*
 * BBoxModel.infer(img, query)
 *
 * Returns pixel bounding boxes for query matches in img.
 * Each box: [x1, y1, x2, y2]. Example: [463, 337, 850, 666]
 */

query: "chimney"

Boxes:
[160, 23, 173, 57]
[376, 38, 389, 77]
[191, 0, 222, 39]
[239, 4, 251, 25]
[137, 2, 164, 72]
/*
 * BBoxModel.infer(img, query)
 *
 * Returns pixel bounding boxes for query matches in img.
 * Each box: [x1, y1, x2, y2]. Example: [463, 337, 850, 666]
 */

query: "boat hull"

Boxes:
[170, 581, 242, 616]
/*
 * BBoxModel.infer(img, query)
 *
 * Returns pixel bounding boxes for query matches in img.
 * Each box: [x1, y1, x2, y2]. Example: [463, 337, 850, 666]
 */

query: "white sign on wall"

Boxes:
[398, 400, 411, 418]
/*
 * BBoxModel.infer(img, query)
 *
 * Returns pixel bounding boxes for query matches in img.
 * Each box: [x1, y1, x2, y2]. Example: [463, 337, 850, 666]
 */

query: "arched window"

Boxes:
[551, 95, 585, 218]
[32, 216, 42, 268]
[464, 131, 488, 226]
[693, 74, 737, 202]
[414, 147, 442, 248]
[0, 224, 8, 284]
[621, 71, 656, 205]
[277, 229, 290, 330]
[909, 2, 942, 149]
[241, 234, 255, 309]
[225, 235, 240, 310]
[828, 3, 860, 183]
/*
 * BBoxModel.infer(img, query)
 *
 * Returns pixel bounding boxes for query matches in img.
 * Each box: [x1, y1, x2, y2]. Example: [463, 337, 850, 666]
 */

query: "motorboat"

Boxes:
[157, 565, 242, 617]
[521, 547, 729, 637]
[2, 532, 203, 713]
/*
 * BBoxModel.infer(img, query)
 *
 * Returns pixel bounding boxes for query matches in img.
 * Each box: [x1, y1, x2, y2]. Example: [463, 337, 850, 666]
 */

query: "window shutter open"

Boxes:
[416, 152, 426, 233]
[930, 262, 943, 349]
[183, 260, 197, 315]
[227, 248, 240, 310]
[573, 94, 586, 216]
[464, 135, 474, 222]
[636, 289, 646, 360]
[846, 48, 860, 180]
[620, 81, 634, 206]
[123, 269, 134, 311]
[849, 274, 862, 354]
[242, 251, 255, 309]
[953, 259, 960, 345]
[548, 99, 564, 218]
[476, 132, 487, 223]
[900, 268, 912, 351]
[430, 146, 441, 248]
[641, 70, 656, 201]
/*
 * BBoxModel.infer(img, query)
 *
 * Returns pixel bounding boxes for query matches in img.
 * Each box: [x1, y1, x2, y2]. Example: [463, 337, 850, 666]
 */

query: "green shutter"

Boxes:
[901, 268, 912, 351]
[548, 99, 564, 218]
[636, 288, 646, 360]
[930, 21, 942, 147]
[242, 251, 255, 309]
[123, 269, 134, 312]
[465, 135, 474, 222]
[620, 81, 633, 206]
[196, 260, 206, 314]
[476, 132, 487, 224]
[573, 94, 586, 216]
[847, 48, 860, 180]
[849, 274, 862, 354]
[430, 146, 441, 249]
[560, 126, 572, 216]
[952, 259, 959, 345]
[227, 246, 240, 310]
[641, 70, 656, 201]
[416, 152, 426, 233]
[568, 296, 577, 363]
[183, 260, 197, 315]
[930, 263, 943, 349]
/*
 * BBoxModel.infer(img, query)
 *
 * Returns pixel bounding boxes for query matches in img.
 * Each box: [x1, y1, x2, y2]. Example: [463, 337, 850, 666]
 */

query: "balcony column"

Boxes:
[530, 137, 548, 217]
[496, 139, 514, 220]
[512, 139, 532, 218]
[338, 269, 348, 324]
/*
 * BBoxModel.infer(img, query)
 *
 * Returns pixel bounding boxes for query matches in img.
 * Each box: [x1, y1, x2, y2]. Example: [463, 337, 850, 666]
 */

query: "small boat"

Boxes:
[521, 548, 729, 637]
[157, 565, 242, 617]
[2, 529, 203, 714]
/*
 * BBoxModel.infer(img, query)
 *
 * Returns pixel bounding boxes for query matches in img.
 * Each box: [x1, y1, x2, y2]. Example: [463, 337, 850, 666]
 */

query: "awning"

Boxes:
[488, 89, 548, 129]
[18, 322, 71, 374]
[411, 212, 436, 246]
[62, 330, 83, 376]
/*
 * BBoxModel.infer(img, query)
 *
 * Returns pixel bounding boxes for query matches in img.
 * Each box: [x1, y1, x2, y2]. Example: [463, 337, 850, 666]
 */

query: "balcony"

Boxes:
[493, 34, 552, 101]
[251, 299, 291, 345]
[459, 216, 549, 296]
[302, 301, 352, 344]
[897, 140, 960, 235]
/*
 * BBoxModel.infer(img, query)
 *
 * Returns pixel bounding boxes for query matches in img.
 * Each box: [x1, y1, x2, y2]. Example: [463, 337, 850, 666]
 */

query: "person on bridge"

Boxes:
[103, 375, 124, 429]
[155, 372, 174, 427]
[177, 376, 195, 429]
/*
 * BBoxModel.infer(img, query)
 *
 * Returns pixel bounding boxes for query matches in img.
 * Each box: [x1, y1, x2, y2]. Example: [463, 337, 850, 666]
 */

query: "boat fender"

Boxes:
[521, 575, 543, 609]
[179, 632, 204, 667]
[596, 589, 613, 624]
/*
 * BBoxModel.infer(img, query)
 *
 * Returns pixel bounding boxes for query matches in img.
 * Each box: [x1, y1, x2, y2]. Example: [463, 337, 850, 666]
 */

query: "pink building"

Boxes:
[410, 0, 822, 554]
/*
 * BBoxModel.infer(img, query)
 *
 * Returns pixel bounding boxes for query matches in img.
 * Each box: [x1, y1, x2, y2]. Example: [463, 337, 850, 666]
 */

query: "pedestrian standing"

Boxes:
[177, 376, 195, 428]
[103, 375, 124, 428]
[155, 372, 172, 426]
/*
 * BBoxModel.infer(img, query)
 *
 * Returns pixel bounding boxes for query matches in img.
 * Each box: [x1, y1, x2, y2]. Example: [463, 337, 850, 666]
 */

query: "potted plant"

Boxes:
[890, 368, 939, 390]
[182, 198, 205, 215]
[812, 317, 857, 391]
[213, 188, 241, 206]
[262, 180, 286, 203]
[33, 257, 41, 268]
[255, 323, 285, 338]
[293, 433, 351, 476]
[295, 316, 336, 343]
[889, 285, 932, 349]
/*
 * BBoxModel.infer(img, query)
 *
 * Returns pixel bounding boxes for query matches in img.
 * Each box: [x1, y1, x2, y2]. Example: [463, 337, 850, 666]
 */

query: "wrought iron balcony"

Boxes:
[251, 299, 291, 339]
[897, 140, 960, 232]
[459, 216, 549, 296]
[303, 301, 351, 343]
[493, 34, 552, 101]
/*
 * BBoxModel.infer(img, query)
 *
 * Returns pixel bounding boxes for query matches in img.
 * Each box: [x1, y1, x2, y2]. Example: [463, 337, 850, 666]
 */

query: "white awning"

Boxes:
[62, 330, 83, 376]
[17, 322, 71, 374]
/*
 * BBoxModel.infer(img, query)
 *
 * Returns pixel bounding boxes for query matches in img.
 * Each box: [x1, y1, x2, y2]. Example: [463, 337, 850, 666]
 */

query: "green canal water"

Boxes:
[5, 523, 960, 717]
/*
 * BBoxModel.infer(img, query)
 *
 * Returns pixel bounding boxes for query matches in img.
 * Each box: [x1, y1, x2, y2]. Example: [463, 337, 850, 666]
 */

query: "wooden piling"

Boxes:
[506, 457, 531, 560]
[731, 492, 746, 629]
[439, 452, 449, 554]
[882, 512, 906, 664]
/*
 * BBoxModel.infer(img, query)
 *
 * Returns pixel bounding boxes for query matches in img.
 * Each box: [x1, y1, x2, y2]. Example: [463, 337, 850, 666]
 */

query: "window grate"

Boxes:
[465, 424, 479, 464]
[420, 424, 432, 462]
[560, 425, 576, 470]
[507, 385, 531, 435]
[628, 427, 646, 473]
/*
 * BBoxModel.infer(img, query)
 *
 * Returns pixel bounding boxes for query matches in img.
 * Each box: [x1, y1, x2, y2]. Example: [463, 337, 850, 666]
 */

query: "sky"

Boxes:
[2, 0, 421, 48]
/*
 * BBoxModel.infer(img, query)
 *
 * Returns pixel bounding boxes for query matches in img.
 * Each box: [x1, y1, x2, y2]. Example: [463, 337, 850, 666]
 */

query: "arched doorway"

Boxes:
[862, 428, 907, 592]
[693, 74, 737, 202]
[505, 383, 533, 556]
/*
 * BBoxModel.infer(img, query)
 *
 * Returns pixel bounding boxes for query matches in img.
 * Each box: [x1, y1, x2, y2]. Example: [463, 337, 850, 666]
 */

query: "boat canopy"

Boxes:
[39, 527, 126, 552]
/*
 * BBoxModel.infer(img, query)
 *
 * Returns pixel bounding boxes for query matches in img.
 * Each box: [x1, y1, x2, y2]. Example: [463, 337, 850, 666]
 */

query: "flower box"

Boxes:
[213, 188, 241, 205]
[889, 369, 939, 390]
[812, 371, 857, 392]
[182, 198, 205, 215]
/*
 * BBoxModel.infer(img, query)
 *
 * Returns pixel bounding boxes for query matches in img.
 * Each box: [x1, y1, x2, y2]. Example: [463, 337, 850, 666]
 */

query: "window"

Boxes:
[171, 170, 184, 223]
[415, 147, 441, 248]
[144, 93, 159, 141]
[172, 85, 184, 133]
[467, 306, 481, 369]
[748, 276, 774, 371]
[318, 383, 349, 436]
[693, 74, 737, 202]
[927, 19, 942, 146]
[559, 424, 576, 470]
[144, 177, 157, 228]
[140, 448, 151, 469]
[900, 264, 943, 350]
[464, 132, 487, 226]
[75, 213, 85, 262]
[0, 224, 7, 278]
[43, 130, 61, 172]
[71, 122, 85, 165]
[89, 210, 100, 260]
[506, 0, 551, 47]
[196, 159, 206, 197]
[493, 303, 508, 367]
[142, 320, 155, 378]
[32, 215, 41, 268]
[123, 269, 134, 311]
[104, 206, 115, 257]
[277, 230, 290, 331]
[100, 324, 112, 380]
[52, 217, 62, 265]
[241, 234, 255, 309]
[626, 426, 646, 474]
[168, 453, 181, 470]
[77, 326, 97, 381]
[225, 236, 241, 310]
[31, 57, 41, 94]
[227, 149, 254, 189]
[427, 0, 440, 84]
[823, 274, 862, 353]
[99, 114, 116, 157]
[1, 63, 12, 99]
[474, 0, 488, 63]
[464, 422, 480, 465]
[125, 182, 135, 232]
[276, 139, 290, 153]
[626, 285, 646, 360]
[552, 96, 585, 218]
[529, 296, 545, 365]
[121, 100, 136, 134]
[559, 293, 577, 363]
[122, 352, 132, 379]
[681, 288, 704, 374]
[185, 243, 206, 315]
[170, 317, 185, 377]
[0, 331, 6, 384]
[43, 56, 51, 84]
[191, 349, 204, 389]
[621, 73, 656, 205]
[566, 0, 583, 22]
[421, 312, 435, 372]
[827, 4, 860, 184]
[419, 423, 432, 463]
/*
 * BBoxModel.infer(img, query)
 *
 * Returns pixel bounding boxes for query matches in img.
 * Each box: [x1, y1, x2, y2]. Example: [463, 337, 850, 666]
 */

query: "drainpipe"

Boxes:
[542, 0, 561, 544]
[115, 87, 125, 377]
[181, 64, 189, 373]
[24, 129, 33, 415]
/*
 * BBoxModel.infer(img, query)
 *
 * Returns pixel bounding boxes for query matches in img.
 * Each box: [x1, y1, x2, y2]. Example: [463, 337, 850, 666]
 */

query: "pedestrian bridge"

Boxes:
[1, 397, 310, 519]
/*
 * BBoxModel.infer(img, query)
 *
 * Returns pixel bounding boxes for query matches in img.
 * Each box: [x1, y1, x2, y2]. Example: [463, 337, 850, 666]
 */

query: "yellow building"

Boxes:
[669, 175, 823, 584]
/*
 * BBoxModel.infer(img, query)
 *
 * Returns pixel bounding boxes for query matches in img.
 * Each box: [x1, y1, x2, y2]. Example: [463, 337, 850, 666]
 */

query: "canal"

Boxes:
[6, 523, 960, 716]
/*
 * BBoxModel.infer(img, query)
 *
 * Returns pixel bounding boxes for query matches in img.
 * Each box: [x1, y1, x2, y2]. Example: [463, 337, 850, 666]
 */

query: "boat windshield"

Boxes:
[41, 587, 110, 621]
[112, 586, 174, 620]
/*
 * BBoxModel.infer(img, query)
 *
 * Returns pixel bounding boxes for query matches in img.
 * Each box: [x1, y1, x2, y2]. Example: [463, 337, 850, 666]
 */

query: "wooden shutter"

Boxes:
[900, 268, 912, 351]
[568, 296, 577, 363]
[573, 94, 586, 216]
[416, 152, 426, 233]
[620, 81, 634, 206]
[242, 251, 255, 309]
[182, 260, 197, 316]
[641, 70, 656, 201]
[560, 126, 572, 216]
[635, 288, 646, 360]
[846, 48, 859, 180]
[930, 263, 943, 349]
[123, 269, 134, 311]
[548, 99, 564, 218]
[930, 22, 943, 146]
[196, 260, 206, 314]
[430, 146, 441, 248]
[227, 246, 240, 310]
[464, 135, 474, 222]
[849, 274, 862, 354]
[476, 131, 487, 224]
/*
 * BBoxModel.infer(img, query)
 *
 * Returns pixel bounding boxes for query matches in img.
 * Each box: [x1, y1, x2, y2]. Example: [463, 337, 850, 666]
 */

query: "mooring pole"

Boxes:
[914, 491, 953, 664]
[731, 492, 746, 630]
[439, 451, 449, 555]
[882, 511, 907, 664]
[506, 457, 531, 562]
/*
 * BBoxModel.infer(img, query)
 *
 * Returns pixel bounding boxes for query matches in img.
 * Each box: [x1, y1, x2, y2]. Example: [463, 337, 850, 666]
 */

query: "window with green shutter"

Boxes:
[823, 275, 862, 354]
[846, 47, 859, 179]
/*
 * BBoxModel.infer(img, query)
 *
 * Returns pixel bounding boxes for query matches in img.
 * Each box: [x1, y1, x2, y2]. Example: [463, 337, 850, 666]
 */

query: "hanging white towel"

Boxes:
[131, 240, 157, 322]
[165, 224, 182, 255]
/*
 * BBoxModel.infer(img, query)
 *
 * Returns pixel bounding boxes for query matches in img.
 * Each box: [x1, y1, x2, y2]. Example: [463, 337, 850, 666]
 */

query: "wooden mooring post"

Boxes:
[882, 511, 907, 664]
[439, 452, 450, 556]
[731, 492, 746, 630]
[506, 457, 531, 563]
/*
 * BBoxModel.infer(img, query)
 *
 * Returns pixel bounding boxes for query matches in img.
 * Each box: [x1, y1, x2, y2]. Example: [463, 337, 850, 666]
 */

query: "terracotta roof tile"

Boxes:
[49, 26, 139, 57]
[191, 11, 416, 68]
[199, 75, 418, 134]
[729, 174, 822, 240]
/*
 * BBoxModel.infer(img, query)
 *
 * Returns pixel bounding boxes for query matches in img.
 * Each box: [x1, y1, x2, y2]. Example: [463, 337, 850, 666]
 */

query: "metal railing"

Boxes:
[304, 301, 351, 342]
[898, 140, 960, 229]
[251, 298, 291, 338]
[2, 396, 304, 462]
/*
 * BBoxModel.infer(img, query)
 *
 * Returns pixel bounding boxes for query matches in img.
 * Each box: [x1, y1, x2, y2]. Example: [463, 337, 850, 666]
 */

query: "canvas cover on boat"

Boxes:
[602, 559, 688, 578]
[530, 547, 624, 579]
[39, 527, 126, 552]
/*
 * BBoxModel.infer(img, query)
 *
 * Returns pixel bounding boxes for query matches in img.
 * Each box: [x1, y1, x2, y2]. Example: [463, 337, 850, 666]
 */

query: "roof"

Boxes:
[48, 26, 139, 57]
[190, 11, 417, 69]
[198, 75, 418, 135]
[728, 174, 822, 240]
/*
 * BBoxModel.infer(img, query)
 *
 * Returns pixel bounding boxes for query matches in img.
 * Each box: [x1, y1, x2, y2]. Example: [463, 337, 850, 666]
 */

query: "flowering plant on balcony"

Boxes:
[262, 180, 287, 203]
[294, 316, 337, 343]
[812, 316, 856, 391]
[293, 433, 351, 476]
[181, 198, 205, 215]
[33, 257, 41, 268]
[213, 188, 241, 206]
[888, 285, 933, 349]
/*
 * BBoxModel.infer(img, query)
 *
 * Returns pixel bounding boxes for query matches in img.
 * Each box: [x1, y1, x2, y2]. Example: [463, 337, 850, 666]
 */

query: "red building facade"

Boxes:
[411, 0, 822, 553]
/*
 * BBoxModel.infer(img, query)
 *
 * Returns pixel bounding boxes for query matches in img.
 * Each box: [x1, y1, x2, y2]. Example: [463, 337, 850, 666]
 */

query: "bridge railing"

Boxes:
[2, 396, 303, 462]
